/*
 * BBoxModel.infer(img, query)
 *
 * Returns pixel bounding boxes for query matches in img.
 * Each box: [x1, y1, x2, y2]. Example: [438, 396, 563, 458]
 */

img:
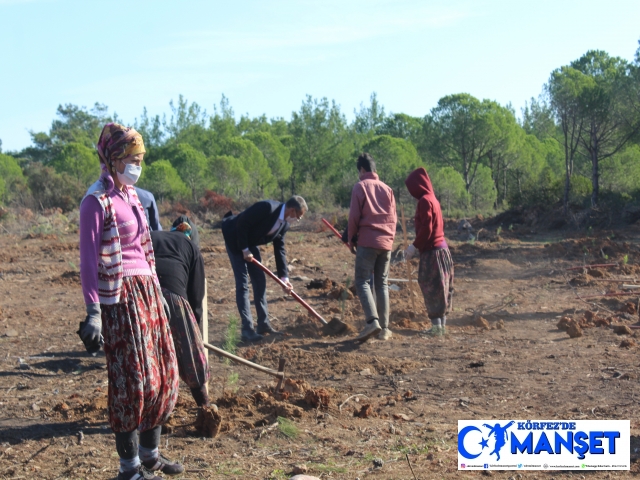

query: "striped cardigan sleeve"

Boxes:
[79, 195, 104, 305]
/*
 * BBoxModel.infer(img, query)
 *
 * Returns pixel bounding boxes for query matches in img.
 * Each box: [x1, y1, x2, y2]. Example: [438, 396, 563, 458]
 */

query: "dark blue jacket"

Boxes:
[221, 200, 289, 278]
[135, 187, 162, 231]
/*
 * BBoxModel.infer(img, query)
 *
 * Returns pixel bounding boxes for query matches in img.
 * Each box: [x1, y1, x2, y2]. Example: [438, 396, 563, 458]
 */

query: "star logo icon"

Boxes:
[479, 437, 489, 449]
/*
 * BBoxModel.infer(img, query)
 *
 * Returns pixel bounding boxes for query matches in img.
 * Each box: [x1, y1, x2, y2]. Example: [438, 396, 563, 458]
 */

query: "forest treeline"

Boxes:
[1, 44, 640, 220]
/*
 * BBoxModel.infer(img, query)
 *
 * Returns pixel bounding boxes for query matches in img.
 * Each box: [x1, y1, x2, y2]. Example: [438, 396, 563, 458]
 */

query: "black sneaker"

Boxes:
[141, 455, 184, 475]
[117, 467, 161, 480]
[241, 330, 263, 343]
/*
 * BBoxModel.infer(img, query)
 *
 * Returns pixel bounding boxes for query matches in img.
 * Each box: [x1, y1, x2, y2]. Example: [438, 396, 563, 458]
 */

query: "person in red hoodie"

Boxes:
[404, 167, 454, 336]
[348, 153, 397, 342]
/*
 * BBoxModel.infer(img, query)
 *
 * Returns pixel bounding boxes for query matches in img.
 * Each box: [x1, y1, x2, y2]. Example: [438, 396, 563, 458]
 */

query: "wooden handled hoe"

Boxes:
[203, 342, 287, 394]
[250, 257, 349, 335]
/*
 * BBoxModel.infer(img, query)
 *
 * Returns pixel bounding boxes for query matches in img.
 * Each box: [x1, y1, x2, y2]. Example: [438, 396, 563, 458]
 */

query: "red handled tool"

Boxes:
[250, 257, 349, 334]
[251, 258, 329, 325]
[322, 218, 349, 249]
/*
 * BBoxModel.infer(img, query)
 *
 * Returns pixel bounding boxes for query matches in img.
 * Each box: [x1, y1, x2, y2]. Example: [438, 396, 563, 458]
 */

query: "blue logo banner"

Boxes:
[458, 420, 629, 470]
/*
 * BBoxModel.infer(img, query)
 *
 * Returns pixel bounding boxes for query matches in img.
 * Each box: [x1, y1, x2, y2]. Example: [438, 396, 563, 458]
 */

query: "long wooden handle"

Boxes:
[322, 218, 349, 248]
[251, 258, 328, 326]
[203, 342, 284, 378]
[400, 205, 418, 313]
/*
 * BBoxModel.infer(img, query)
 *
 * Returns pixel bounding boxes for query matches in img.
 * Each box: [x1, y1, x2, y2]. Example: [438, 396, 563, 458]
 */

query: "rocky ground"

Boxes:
[2, 214, 640, 479]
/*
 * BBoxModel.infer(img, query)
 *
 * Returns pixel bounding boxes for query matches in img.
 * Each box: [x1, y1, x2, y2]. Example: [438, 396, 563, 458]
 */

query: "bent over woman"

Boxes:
[79, 123, 182, 480]
[151, 216, 221, 437]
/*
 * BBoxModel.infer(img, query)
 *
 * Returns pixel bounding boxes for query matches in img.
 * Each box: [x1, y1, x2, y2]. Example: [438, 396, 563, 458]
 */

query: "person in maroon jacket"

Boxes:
[404, 167, 454, 336]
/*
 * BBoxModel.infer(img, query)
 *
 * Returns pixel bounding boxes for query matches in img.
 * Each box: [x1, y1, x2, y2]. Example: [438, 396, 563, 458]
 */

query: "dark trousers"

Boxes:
[225, 245, 268, 333]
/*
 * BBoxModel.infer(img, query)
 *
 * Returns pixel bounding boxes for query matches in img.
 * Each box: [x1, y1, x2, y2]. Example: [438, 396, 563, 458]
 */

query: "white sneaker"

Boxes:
[378, 328, 393, 341]
[356, 319, 381, 342]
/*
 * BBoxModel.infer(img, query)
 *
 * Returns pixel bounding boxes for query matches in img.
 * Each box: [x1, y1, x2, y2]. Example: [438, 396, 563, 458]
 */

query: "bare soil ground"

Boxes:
[3, 217, 640, 479]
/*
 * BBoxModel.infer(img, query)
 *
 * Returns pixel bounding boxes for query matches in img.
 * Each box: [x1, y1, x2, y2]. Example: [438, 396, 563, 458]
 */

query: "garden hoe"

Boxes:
[203, 342, 287, 396]
[251, 257, 349, 335]
[321, 218, 350, 250]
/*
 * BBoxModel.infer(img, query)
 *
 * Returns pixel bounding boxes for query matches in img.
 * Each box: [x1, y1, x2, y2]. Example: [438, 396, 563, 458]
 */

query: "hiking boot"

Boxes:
[117, 467, 161, 480]
[422, 325, 442, 337]
[356, 319, 381, 342]
[378, 328, 393, 341]
[141, 455, 184, 475]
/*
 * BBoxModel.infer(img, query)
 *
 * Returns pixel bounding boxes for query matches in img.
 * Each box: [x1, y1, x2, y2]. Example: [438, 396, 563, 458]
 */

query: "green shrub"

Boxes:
[138, 160, 189, 202]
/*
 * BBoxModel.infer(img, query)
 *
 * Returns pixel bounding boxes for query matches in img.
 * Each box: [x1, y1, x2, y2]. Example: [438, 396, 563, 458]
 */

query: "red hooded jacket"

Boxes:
[405, 167, 446, 251]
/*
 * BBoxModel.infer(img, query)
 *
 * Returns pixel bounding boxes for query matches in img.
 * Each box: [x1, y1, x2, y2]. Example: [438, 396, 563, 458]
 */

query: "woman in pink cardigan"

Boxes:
[79, 123, 182, 480]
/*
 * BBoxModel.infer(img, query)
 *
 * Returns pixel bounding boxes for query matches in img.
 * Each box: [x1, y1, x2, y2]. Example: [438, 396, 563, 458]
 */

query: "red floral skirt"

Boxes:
[101, 276, 179, 433]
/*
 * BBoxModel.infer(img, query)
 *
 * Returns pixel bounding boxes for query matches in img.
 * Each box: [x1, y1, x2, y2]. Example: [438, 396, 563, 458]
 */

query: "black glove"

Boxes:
[77, 303, 103, 356]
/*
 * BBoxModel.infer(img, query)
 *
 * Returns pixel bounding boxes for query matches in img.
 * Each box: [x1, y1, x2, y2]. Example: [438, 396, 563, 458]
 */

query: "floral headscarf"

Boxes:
[95, 122, 146, 193]
[96, 123, 146, 169]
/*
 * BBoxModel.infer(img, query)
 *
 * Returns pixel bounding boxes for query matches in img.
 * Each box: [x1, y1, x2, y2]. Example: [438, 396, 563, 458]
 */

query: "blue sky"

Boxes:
[1, 0, 639, 151]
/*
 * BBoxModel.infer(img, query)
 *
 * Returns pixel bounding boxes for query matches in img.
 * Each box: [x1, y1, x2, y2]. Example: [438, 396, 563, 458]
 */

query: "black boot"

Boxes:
[241, 330, 263, 343]
[257, 321, 281, 335]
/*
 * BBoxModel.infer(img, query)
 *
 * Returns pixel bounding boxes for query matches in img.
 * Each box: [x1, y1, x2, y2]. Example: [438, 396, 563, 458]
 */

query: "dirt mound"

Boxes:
[41, 243, 78, 253]
[286, 314, 322, 338]
[354, 404, 374, 418]
[622, 302, 637, 315]
[216, 391, 253, 410]
[321, 317, 356, 336]
[586, 269, 608, 278]
[53, 270, 80, 286]
[327, 285, 354, 300]
[304, 388, 331, 408]
[613, 325, 632, 335]
[250, 344, 421, 377]
[394, 318, 423, 330]
[570, 274, 593, 287]
[390, 309, 417, 322]
[450, 243, 481, 255]
[476, 317, 490, 330]
[284, 314, 355, 338]
[567, 323, 583, 338]
[620, 339, 636, 349]
[25, 232, 57, 240]
[557, 317, 573, 331]
[283, 378, 311, 395]
[307, 278, 332, 290]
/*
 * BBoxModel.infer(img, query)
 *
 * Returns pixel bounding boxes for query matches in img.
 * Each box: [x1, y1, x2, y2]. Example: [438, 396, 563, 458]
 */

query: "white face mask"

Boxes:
[116, 164, 142, 186]
[285, 216, 298, 223]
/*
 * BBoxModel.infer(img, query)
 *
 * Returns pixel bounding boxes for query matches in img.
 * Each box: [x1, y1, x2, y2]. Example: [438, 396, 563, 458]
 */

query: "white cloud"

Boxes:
[144, 2, 473, 68]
